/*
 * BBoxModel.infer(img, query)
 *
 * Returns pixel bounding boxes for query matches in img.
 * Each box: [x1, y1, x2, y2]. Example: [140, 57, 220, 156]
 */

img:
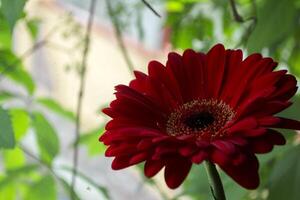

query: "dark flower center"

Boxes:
[166, 99, 235, 140]
[184, 112, 215, 130]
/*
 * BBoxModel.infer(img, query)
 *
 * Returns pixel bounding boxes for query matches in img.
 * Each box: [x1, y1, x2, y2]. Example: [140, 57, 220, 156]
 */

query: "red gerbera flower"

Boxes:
[100, 44, 300, 189]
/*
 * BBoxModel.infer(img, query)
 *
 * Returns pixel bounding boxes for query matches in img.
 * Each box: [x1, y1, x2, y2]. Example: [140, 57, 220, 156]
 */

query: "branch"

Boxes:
[19, 144, 80, 198]
[141, 0, 161, 18]
[71, 0, 97, 199]
[233, 0, 258, 47]
[229, 0, 244, 23]
[19, 144, 60, 180]
[105, 0, 135, 74]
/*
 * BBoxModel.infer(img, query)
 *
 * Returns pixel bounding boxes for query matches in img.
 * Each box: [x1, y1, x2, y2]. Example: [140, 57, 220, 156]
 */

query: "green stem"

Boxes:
[204, 161, 226, 200]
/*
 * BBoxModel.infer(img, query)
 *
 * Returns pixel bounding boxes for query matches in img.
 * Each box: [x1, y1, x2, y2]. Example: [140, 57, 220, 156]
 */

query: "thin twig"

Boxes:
[231, 0, 258, 47]
[0, 40, 47, 82]
[46, 41, 72, 53]
[20, 144, 79, 198]
[19, 144, 61, 180]
[71, 0, 97, 199]
[141, 0, 161, 18]
[229, 0, 244, 22]
[105, 0, 135, 73]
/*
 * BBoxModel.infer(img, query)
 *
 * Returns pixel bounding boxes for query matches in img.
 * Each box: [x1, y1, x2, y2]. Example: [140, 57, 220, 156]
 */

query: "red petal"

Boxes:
[249, 129, 285, 153]
[115, 84, 163, 114]
[109, 97, 165, 127]
[164, 158, 192, 189]
[105, 144, 137, 157]
[232, 153, 247, 166]
[211, 140, 236, 154]
[219, 154, 259, 189]
[266, 129, 286, 145]
[146, 76, 178, 111]
[235, 87, 276, 119]
[250, 139, 273, 154]
[101, 128, 161, 144]
[220, 49, 243, 101]
[257, 116, 281, 126]
[227, 137, 248, 146]
[129, 152, 149, 165]
[246, 70, 287, 101]
[223, 53, 262, 104]
[227, 118, 258, 134]
[241, 128, 267, 137]
[271, 74, 297, 101]
[129, 71, 148, 92]
[137, 139, 153, 150]
[206, 44, 226, 98]
[179, 145, 197, 156]
[166, 52, 190, 102]
[112, 156, 132, 170]
[102, 107, 116, 118]
[148, 60, 183, 103]
[253, 101, 292, 118]
[153, 146, 177, 159]
[144, 160, 165, 177]
[270, 117, 300, 130]
[210, 148, 229, 166]
[230, 58, 277, 107]
[191, 151, 208, 164]
[182, 49, 207, 100]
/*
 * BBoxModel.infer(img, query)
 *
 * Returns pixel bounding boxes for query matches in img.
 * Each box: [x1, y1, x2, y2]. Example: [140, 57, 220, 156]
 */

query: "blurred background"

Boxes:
[0, 0, 300, 199]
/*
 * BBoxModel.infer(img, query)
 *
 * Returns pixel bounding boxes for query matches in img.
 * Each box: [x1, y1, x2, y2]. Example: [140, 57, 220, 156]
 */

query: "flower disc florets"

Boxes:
[166, 99, 235, 140]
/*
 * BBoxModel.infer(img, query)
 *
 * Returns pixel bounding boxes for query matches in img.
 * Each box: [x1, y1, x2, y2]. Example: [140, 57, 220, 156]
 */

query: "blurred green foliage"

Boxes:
[0, 0, 300, 200]
[77, 126, 106, 156]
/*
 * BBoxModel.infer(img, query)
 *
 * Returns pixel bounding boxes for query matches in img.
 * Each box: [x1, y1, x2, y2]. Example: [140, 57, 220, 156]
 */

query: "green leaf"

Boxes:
[0, 91, 14, 103]
[78, 127, 105, 156]
[6, 164, 38, 176]
[0, 49, 35, 94]
[166, 1, 184, 12]
[26, 18, 41, 40]
[25, 175, 57, 200]
[3, 147, 25, 169]
[247, 0, 298, 52]
[0, 0, 27, 32]
[9, 66, 35, 94]
[267, 145, 300, 200]
[0, 164, 38, 189]
[0, 106, 15, 149]
[0, 13, 12, 49]
[0, 180, 16, 200]
[37, 97, 75, 121]
[32, 112, 60, 164]
[9, 108, 30, 140]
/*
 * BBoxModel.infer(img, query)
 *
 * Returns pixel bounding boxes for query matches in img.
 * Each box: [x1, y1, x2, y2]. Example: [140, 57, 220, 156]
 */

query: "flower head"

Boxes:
[100, 44, 300, 189]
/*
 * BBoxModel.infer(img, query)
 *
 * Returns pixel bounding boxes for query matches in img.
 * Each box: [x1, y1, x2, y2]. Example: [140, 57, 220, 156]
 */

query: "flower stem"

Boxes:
[204, 161, 226, 200]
